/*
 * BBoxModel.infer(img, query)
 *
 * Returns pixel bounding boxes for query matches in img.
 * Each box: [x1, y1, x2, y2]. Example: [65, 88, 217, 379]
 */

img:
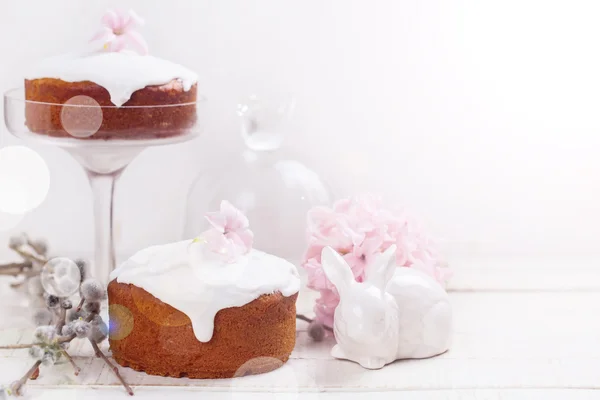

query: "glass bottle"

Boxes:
[185, 94, 333, 263]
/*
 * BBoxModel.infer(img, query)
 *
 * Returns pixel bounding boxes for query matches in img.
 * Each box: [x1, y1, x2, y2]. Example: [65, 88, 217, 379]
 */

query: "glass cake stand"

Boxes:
[3, 88, 206, 284]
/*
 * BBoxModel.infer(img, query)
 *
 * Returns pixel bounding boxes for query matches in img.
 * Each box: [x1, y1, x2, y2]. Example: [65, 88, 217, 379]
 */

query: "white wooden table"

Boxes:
[1, 258, 600, 399]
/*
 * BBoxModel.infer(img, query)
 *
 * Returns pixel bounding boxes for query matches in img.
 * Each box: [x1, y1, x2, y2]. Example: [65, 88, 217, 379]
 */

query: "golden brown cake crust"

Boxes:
[24, 78, 197, 140]
[107, 280, 298, 379]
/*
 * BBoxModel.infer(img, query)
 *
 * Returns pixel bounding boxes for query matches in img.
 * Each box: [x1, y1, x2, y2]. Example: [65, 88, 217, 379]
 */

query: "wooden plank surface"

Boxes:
[4, 388, 600, 400]
[5, 387, 600, 400]
[2, 291, 600, 397]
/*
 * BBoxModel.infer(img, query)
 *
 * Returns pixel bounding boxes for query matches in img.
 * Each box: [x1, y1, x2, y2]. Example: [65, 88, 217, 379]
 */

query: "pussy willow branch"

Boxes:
[0, 343, 37, 350]
[0, 312, 95, 350]
[30, 366, 40, 380]
[10, 280, 26, 289]
[75, 298, 85, 312]
[25, 236, 46, 257]
[9, 245, 46, 265]
[62, 350, 81, 375]
[85, 308, 133, 395]
[89, 340, 133, 396]
[0, 334, 75, 350]
[0, 262, 31, 276]
[296, 314, 333, 332]
[10, 360, 42, 396]
[55, 307, 67, 332]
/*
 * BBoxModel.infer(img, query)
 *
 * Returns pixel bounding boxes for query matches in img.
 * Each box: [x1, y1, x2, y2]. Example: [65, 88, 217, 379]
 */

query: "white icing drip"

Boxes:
[110, 239, 301, 343]
[25, 51, 198, 107]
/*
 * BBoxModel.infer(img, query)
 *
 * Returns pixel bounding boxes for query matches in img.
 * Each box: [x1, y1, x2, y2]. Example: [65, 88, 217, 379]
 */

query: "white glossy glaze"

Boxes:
[321, 245, 452, 369]
[110, 239, 300, 342]
[25, 51, 198, 107]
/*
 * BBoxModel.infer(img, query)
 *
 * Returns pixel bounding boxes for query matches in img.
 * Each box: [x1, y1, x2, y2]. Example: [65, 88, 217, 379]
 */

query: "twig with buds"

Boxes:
[61, 351, 81, 376]
[0, 262, 32, 277]
[89, 340, 133, 396]
[8, 245, 46, 266]
[8, 360, 41, 396]
[0, 234, 50, 302]
[0, 250, 131, 397]
[296, 314, 332, 342]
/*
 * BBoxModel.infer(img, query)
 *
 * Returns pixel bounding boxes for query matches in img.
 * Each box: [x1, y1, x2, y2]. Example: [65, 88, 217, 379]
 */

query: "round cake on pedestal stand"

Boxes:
[4, 88, 206, 283]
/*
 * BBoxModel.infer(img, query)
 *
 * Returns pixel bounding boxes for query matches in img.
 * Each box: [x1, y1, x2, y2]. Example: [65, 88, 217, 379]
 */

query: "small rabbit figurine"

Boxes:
[321, 245, 452, 369]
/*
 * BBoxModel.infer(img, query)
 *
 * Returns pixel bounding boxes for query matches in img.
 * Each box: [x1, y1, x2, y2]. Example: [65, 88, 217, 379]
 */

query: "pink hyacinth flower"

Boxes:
[300, 194, 450, 326]
[91, 9, 149, 55]
[304, 257, 337, 291]
[343, 234, 385, 281]
[306, 206, 354, 251]
[314, 289, 340, 328]
[195, 200, 254, 264]
[205, 200, 254, 253]
[198, 228, 244, 263]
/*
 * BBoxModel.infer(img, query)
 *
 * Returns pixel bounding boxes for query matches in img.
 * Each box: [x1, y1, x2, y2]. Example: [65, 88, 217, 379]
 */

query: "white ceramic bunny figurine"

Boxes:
[321, 245, 452, 369]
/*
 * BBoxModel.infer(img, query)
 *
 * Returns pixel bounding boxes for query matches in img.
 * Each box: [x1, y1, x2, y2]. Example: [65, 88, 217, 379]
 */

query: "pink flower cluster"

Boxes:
[302, 195, 451, 327]
[198, 200, 254, 263]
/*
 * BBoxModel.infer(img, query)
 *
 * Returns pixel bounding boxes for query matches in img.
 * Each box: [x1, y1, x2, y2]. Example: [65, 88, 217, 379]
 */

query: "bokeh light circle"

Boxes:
[108, 304, 134, 341]
[61, 95, 103, 138]
[232, 356, 284, 378]
[0, 146, 50, 214]
[229, 357, 306, 400]
[41, 258, 81, 297]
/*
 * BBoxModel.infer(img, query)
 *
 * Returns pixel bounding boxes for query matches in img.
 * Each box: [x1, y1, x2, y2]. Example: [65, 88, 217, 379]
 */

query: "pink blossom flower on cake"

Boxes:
[197, 200, 254, 263]
[301, 194, 451, 327]
[205, 200, 254, 251]
[90, 9, 149, 55]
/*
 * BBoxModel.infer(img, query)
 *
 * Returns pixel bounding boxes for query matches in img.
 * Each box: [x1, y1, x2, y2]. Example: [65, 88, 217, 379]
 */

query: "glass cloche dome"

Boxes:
[184, 95, 333, 263]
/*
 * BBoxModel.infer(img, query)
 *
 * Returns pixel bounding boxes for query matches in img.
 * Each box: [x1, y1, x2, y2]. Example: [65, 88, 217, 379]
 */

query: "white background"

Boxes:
[1, 0, 599, 261]
[0, 4, 599, 397]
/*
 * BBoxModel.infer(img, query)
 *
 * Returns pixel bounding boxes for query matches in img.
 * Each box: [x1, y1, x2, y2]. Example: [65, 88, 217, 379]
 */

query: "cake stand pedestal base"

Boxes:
[44, 136, 197, 284]
[5, 132, 199, 284]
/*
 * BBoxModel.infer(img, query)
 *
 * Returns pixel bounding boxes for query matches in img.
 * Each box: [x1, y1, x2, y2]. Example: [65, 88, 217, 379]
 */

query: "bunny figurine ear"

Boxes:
[365, 245, 397, 292]
[321, 247, 355, 296]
